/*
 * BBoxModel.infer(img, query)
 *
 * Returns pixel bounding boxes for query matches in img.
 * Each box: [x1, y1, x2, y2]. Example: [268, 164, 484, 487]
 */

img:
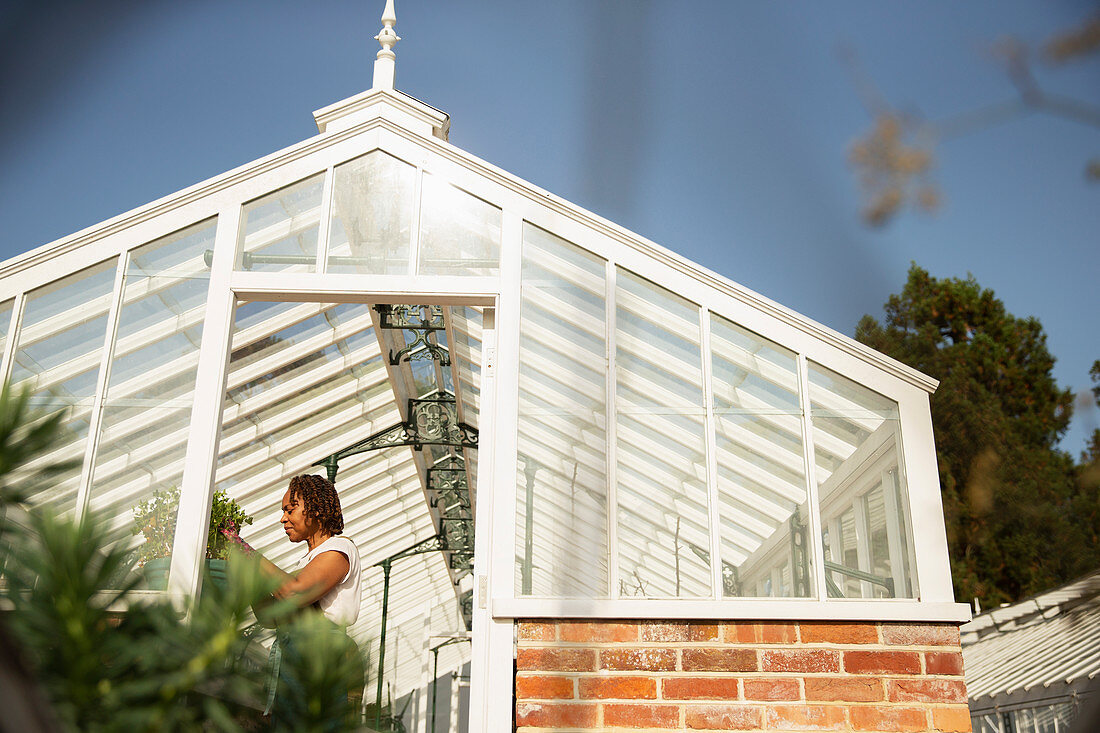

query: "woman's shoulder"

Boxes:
[316, 534, 359, 559]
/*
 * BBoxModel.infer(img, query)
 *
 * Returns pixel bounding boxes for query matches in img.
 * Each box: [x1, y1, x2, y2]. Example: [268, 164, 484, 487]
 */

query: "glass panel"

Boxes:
[615, 268, 710, 598]
[517, 224, 607, 597]
[328, 151, 416, 274]
[11, 258, 119, 515]
[418, 174, 501, 276]
[0, 298, 13, 374]
[710, 315, 812, 597]
[809, 362, 917, 599]
[237, 173, 324, 272]
[88, 220, 216, 574]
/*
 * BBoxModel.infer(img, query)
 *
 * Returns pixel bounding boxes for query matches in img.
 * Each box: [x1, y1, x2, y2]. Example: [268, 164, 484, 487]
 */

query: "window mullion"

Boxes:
[74, 253, 129, 522]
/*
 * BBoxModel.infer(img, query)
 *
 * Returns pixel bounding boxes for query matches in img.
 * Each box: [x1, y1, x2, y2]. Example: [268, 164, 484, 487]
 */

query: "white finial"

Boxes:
[372, 0, 400, 90]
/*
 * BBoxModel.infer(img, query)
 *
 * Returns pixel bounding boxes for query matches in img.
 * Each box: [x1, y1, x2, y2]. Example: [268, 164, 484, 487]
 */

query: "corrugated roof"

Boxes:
[962, 570, 1100, 707]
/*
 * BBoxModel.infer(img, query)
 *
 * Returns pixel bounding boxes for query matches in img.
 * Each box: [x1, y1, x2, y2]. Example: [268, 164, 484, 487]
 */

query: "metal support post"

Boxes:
[375, 558, 392, 730]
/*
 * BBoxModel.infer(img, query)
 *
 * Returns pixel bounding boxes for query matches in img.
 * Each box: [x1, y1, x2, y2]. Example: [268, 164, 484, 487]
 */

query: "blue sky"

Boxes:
[1, 1, 1097, 455]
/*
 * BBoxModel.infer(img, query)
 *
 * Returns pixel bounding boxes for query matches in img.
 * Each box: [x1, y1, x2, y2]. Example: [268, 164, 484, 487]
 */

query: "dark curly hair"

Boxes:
[287, 474, 344, 536]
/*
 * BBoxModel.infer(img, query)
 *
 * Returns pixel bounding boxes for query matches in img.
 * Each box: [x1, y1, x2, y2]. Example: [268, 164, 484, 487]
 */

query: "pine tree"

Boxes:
[856, 264, 1097, 605]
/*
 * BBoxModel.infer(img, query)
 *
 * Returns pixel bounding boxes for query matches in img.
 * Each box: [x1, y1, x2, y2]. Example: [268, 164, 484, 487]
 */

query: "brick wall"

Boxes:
[515, 620, 969, 732]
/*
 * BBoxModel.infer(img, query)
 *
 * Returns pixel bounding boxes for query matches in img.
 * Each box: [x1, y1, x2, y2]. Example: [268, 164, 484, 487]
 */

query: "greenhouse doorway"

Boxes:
[213, 297, 487, 733]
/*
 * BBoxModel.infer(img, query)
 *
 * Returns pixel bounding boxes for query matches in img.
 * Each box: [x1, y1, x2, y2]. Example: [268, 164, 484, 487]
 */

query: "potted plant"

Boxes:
[132, 486, 254, 590]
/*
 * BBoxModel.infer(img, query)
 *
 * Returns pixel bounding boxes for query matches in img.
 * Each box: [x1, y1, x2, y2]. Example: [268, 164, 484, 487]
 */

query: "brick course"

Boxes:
[515, 620, 970, 732]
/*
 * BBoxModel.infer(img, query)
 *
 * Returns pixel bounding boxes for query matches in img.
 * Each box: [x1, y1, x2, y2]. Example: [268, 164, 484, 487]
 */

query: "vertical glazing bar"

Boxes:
[605, 261, 619, 598]
[74, 253, 129, 521]
[467, 210, 517, 732]
[408, 168, 425, 275]
[881, 467, 907, 597]
[168, 209, 237, 600]
[797, 355, 828, 600]
[700, 310, 723, 599]
[314, 165, 336, 274]
[0, 293, 27, 385]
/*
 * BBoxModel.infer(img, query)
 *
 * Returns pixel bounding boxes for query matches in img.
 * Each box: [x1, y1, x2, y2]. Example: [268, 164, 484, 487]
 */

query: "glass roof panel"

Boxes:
[237, 173, 324, 272]
[328, 150, 416, 275]
[11, 258, 118, 514]
[89, 221, 217, 557]
[418, 173, 501, 276]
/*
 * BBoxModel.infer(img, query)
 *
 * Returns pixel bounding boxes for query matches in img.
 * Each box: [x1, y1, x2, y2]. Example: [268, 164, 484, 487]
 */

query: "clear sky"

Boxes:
[1, 1, 1097, 455]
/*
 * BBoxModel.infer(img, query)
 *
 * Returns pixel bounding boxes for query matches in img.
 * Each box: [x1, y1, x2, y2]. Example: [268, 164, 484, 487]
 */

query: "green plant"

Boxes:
[0, 377, 370, 730]
[132, 487, 254, 566]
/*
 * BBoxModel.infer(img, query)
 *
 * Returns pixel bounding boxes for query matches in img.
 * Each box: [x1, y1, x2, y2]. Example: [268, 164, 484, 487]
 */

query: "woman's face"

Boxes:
[280, 489, 319, 543]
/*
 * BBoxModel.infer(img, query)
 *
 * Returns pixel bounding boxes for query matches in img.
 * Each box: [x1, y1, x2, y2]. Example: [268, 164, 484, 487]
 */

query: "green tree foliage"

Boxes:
[856, 264, 1098, 605]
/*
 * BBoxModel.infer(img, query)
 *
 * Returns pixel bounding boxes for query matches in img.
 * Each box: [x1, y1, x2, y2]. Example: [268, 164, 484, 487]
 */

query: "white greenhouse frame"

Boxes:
[0, 86, 969, 731]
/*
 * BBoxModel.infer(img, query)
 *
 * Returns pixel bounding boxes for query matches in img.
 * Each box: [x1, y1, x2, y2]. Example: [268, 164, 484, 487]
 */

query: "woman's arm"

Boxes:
[273, 550, 350, 607]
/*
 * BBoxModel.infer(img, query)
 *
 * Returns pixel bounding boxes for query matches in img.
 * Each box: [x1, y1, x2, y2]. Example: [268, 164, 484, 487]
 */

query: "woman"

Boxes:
[250, 474, 364, 718]
[265, 474, 361, 625]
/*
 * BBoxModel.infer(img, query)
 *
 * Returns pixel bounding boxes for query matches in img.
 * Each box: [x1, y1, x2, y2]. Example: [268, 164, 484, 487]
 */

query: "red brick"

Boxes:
[515, 674, 574, 699]
[881, 622, 961, 647]
[933, 706, 973, 732]
[800, 622, 879, 644]
[850, 705, 928, 732]
[743, 678, 800, 701]
[888, 678, 968, 703]
[603, 703, 679, 728]
[517, 622, 556, 641]
[805, 676, 883, 702]
[926, 651, 965, 676]
[515, 701, 598, 728]
[578, 676, 657, 699]
[517, 647, 596, 672]
[662, 677, 740, 700]
[641, 622, 691, 642]
[844, 650, 921, 674]
[766, 705, 847, 730]
[688, 623, 720, 641]
[600, 648, 677, 671]
[761, 649, 840, 673]
[724, 622, 798, 643]
[559, 621, 639, 643]
[685, 704, 763, 730]
[682, 648, 758, 672]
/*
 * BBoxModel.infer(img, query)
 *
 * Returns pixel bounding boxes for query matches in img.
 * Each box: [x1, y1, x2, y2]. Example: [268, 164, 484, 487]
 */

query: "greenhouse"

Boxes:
[0, 5, 971, 731]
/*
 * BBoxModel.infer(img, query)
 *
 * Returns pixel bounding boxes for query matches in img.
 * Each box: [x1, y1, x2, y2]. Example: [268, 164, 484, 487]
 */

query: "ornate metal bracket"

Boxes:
[375, 304, 450, 366]
[312, 390, 477, 482]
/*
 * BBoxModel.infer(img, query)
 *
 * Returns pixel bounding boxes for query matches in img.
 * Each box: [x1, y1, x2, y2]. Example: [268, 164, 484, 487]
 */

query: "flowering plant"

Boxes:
[132, 487, 254, 565]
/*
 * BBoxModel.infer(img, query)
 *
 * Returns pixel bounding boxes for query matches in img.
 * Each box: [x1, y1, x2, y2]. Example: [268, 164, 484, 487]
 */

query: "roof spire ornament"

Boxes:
[372, 0, 400, 90]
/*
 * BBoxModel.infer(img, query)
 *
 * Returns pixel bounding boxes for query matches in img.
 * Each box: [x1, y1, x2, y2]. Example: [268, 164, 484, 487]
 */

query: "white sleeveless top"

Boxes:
[295, 535, 361, 626]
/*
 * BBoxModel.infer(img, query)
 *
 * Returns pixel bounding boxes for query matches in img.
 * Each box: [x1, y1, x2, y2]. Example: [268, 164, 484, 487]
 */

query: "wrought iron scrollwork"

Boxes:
[375, 304, 450, 366]
[312, 391, 477, 481]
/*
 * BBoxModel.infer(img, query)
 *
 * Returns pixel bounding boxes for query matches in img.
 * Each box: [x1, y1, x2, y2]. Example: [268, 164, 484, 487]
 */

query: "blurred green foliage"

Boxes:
[0, 381, 372, 731]
[858, 264, 1100, 605]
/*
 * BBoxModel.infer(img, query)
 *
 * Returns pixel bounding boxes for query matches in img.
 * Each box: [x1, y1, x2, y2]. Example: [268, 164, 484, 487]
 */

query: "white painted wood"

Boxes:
[168, 210, 238, 598]
[605, 260, 619, 598]
[701, 309, 723, 599]
[881, 466, 909, 598]
[230, 271, 498, 305]
[899, 394, 957, 604]
[799, 355, 828, 601]
[0, 294, 25, 385]
[493, 597, 971, 622]
[314, 166, 336, 274]
[74, 254, 128, 521]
